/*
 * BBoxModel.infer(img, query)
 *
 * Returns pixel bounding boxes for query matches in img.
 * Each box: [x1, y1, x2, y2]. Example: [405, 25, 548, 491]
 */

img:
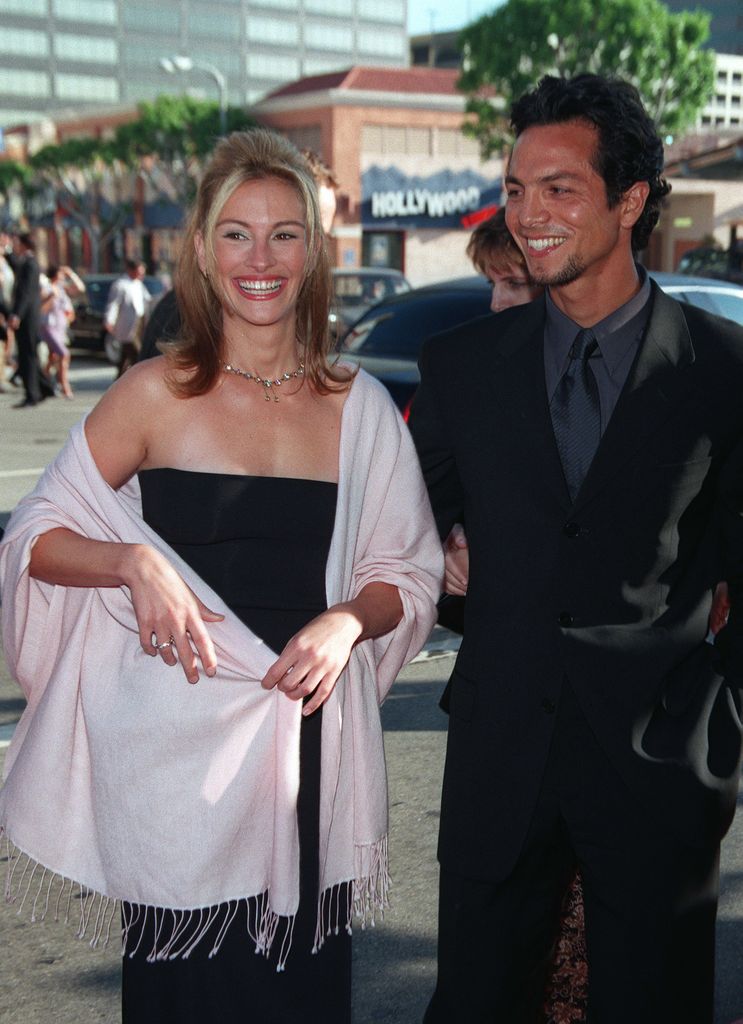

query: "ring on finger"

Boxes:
[153, 633, 175, 650]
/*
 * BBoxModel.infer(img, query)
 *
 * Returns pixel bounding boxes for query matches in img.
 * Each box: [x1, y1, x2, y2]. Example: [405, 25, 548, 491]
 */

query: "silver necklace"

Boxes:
[222, 360, 305, 402]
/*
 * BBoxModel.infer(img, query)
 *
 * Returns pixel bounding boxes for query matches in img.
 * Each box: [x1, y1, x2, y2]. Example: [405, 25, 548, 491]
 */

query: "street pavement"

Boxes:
[1, 359, 743, 1022]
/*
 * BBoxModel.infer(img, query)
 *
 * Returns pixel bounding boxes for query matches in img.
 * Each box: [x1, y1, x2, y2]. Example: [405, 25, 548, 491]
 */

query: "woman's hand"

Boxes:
[444, 523, 469, 596]
[123, 544, 224, 683]
[261, 582, 403, 715]
[261, 605, 364, 716]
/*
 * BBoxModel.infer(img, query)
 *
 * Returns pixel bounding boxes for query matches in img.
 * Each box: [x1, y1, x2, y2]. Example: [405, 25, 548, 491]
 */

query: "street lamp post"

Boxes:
[159, 55, 228, 136]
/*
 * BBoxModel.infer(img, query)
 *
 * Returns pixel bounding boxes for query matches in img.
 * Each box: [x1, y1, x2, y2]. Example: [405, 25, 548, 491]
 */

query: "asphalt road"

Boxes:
[1, 358, 743, 1022]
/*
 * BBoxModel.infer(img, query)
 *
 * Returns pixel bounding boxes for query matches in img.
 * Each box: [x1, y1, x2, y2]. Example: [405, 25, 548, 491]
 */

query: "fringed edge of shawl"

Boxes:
[1, 835, 296, 969]
[3, 832, 390, 970]
[313, 835, 390, 953]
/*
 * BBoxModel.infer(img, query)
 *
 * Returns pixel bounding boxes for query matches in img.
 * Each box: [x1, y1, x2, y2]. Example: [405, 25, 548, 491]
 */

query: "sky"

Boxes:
[407, 0, 498, 36]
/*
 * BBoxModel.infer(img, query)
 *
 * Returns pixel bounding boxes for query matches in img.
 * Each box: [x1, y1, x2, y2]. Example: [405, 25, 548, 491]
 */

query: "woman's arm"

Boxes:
[28, 362, 223, 682]
[261, 582, 403, 715]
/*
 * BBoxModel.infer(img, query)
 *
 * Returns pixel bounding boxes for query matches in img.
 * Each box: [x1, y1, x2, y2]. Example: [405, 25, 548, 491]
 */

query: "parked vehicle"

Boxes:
[69, 273, 167, 364]
[343, 272, 743, 415]
[676, 244, 743, 286]
[330, 267, 410, 341]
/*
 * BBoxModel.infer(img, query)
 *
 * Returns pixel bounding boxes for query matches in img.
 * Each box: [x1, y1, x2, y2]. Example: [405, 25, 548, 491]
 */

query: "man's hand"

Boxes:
[444, 523, 469, 596]
[710, 581, 730, 635]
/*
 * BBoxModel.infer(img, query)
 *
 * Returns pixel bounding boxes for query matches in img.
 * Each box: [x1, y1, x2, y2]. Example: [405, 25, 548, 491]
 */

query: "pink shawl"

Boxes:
[0, 369, 443, 964]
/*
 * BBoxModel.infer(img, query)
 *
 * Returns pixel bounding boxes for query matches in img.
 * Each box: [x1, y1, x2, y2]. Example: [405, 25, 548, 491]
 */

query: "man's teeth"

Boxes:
[237, 279, 282, 293]
[527, 237, 566, 251]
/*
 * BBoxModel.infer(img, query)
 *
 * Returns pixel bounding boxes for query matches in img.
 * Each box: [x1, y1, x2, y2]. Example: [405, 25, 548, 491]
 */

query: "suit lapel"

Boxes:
[491, 296, 572, 510]
[573, 283, 696, 511]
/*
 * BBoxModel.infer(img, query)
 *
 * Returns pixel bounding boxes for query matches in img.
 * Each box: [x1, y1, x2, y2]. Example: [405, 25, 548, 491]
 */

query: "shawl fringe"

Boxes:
[3, 830, 389, 971]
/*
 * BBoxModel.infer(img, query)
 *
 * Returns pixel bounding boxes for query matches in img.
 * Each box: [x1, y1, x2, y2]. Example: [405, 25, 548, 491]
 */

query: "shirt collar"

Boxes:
[545, 265, 652, 381]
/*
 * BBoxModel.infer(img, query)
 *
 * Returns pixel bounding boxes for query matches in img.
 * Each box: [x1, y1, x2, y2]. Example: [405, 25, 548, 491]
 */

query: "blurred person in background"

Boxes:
[104, 258, 150, 377]
[8, 232, 53, 407]
[0, 230, 15, 392]
[40, 265, 84, 399]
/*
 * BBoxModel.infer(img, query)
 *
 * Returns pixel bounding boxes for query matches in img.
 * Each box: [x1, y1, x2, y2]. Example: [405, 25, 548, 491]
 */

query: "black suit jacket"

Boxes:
[409, 283, 743, 881]
[10, 252, 40, 347]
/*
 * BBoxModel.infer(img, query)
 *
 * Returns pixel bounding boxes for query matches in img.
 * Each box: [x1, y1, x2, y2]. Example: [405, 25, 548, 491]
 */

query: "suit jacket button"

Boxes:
[541, 698, 556, 714]
[558, 612, 574, 627]
[563, 521, 581, 538]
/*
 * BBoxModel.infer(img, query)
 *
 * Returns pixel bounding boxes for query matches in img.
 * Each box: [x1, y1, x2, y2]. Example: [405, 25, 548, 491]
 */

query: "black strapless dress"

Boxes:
[121, 470, 351, 1024]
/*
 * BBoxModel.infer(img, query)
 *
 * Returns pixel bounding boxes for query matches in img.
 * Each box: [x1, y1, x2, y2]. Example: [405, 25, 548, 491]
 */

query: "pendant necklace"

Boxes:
[222, 359, 305, 402]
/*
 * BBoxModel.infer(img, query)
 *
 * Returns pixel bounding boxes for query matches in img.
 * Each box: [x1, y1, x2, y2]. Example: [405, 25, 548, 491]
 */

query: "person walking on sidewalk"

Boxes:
[104, 258, 150, 377]
[8, 233, 52, 407]
[410, 73, 743, 1024]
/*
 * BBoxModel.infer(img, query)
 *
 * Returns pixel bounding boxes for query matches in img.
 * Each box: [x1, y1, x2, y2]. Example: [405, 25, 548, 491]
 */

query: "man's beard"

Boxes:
[528, 254, 585, 288]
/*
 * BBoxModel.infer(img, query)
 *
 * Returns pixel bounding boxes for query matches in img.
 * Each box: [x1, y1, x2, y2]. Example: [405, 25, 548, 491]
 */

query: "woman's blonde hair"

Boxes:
[168, 127, 351, 396]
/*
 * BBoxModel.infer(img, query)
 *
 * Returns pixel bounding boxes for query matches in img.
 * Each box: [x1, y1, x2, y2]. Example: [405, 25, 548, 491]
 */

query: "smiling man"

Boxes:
[409, 74, 743, 1023]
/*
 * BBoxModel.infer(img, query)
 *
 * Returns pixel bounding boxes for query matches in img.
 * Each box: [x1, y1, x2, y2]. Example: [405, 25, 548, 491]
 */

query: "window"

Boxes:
[247, 16, 298, 44]
[251, 0, 297, 7]
[55, 33, 117, 63]
[122, 5, 180, 33]
[357, 0, 404, 22]
[55, 72, 118, 101]
[200, 49, 241, 75]
[0, 28, 48, 58]
[0, 0, 45, 12]
[188, 9, 240, 38]
[0, 69, 50, 96]
[304, 23, 353, 50]
[356, 29, 405, 57]
[305, 0, 347, 13]
[733, 72, 742, 84]
[302, 56, 344, 75]
[53, 0, 117, 23]
[247, 53, 299, 79]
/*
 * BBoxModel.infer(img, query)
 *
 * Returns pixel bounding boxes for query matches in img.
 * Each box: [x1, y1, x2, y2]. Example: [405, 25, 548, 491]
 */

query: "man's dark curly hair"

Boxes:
[510, 74, 671, 252]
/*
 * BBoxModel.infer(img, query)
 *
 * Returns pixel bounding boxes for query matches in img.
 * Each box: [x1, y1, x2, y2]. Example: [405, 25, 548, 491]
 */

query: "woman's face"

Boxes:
[487, 260, 543, 313]
[201, 176, 309, 334]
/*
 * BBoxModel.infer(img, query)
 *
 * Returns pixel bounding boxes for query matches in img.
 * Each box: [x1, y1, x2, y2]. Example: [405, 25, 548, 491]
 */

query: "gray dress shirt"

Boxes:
[544, 267, 652, 434]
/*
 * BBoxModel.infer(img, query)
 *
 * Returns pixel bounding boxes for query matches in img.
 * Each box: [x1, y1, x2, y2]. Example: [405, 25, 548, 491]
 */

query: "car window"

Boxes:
[334, 273, 407, 307]
[347, 290, 491, 358]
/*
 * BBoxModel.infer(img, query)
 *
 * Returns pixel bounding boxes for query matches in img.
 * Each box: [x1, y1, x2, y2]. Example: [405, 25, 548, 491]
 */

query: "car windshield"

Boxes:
[346, 289, 491, 358]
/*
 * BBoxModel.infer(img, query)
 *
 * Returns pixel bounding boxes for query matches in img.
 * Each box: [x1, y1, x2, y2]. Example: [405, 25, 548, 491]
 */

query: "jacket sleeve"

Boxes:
[407, 335, 466, 541]
[714, 432, 743, 683]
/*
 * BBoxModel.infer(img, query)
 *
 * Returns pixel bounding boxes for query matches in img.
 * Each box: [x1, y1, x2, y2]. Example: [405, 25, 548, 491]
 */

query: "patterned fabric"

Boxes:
[544, 874, 588, 1023]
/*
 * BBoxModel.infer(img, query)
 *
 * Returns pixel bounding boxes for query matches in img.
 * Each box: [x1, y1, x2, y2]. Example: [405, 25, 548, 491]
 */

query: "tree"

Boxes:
[459, 0, 715, 155]
[29, 136, 129, 271]
[112, 94, 256, 208]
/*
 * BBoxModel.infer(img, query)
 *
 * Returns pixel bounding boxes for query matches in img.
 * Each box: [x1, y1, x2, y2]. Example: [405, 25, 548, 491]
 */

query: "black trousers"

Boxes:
[16, 327, 42, 404]
[424, 681, 720, 1024]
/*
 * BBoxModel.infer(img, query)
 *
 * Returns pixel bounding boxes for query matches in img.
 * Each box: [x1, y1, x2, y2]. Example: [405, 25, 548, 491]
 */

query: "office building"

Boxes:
[0, 0, 408, 129]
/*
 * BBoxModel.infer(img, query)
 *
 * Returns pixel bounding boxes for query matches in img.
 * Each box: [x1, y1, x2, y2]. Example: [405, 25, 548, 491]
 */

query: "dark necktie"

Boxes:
[550, 328, 601, 501]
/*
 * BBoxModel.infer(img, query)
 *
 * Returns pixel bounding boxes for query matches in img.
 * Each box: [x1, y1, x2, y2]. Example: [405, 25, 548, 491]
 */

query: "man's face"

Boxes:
[504, 119, 638, 292]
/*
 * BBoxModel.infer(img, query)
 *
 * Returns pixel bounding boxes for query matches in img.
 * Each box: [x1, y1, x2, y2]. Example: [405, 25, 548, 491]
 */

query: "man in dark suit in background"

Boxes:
[409, 74, 743, 1023]
[8, 232, 50, 408]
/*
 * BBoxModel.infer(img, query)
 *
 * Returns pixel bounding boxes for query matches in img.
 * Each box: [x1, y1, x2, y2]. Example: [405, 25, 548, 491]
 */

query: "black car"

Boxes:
[343, 272, 743, 414]
[69, 273, 167, 363]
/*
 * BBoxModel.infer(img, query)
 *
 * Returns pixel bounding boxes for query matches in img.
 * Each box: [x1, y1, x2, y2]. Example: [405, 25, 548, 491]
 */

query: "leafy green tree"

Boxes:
[112, 94, 256, 207]
[459, 0, 715, 155]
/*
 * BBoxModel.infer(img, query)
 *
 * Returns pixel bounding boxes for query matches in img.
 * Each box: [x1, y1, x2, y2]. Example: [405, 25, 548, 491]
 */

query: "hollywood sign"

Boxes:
[370, 186, 482, 219]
